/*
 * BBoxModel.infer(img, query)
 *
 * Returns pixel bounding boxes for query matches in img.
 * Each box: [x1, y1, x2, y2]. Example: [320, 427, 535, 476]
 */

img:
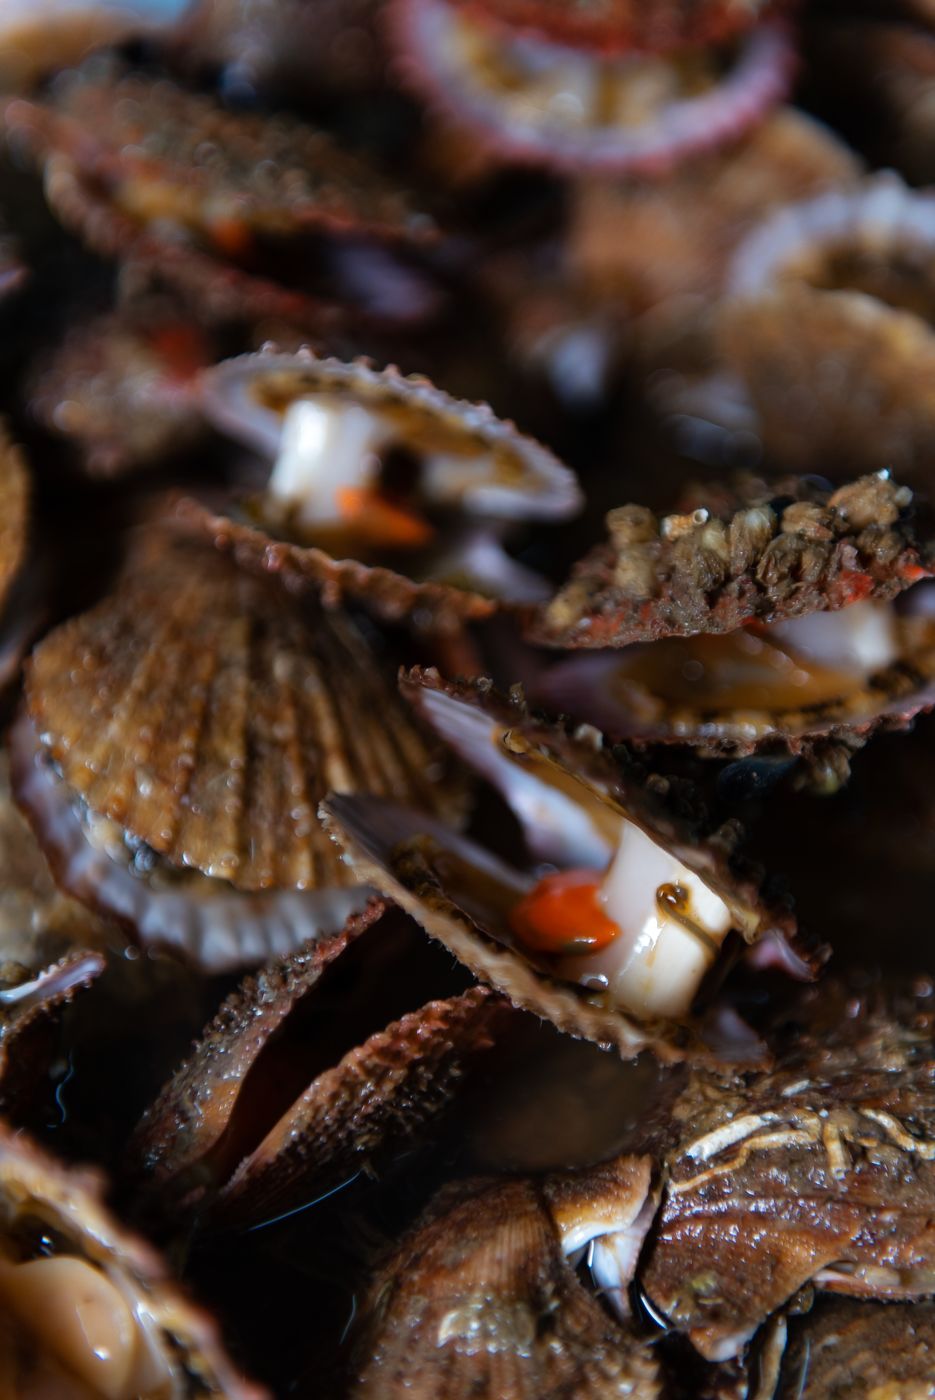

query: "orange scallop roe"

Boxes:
[509, 869, 620, 955]
[336, 486, 435, 548]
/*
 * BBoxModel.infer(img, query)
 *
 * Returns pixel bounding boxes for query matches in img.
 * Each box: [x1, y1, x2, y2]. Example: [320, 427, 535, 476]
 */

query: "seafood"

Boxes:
[322, 670, 803, 1062]
[768, 1297, 935, 1398]
[177, 348, 581, 629]
[0, 424, 28, 619]
[531, 472, 935, 781]
[2, 64, 442, 329]
[641, 978, 935, 1360]
[389, 0, 795, 175]
[0, 1, 187, 90]
[0, 1117, 263, 1397]
[28, 301, 213, 479]
[348, 1158, 661, 1398]
[13, 530, 466, 971]
[717, 172, 935, 477]
[131, 899, 511, 1228]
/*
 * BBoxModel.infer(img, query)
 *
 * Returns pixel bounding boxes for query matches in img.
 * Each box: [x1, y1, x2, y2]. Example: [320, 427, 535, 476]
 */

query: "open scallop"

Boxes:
[322, 671, 804, 1064]
[530, 472, 935, 786]
[178, 348, 582, 629]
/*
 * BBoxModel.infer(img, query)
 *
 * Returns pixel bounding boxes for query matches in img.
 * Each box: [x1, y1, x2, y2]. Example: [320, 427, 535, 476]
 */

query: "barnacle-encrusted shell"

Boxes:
[641, 979, 935, 1361]
[131, 900, 510, 1228]
[390, 0, 794, 175]
[0, 1118, 265, 1397]
[348, 1169, 662, 1399]
[445, 0, 779, 52]
[29, 302, 211, 479]
[26, 532, 461, 892]
[533, 472, 932, 649]
[179, 349, 581, 629]
[3, 66, 438, 327]
[773, 1298, 935, 1398]
[0, 424, 28, 618]
[321, 670, 802, 1063]
[718, 173, 935, 476]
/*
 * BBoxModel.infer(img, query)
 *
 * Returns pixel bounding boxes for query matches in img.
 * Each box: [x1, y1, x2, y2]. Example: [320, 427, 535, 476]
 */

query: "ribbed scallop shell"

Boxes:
[131, 899, 511, 1228]
[322, 672, 804, 1063]
[0, 1118, 265, 1397]
[25, 532, 464, 895]
[718, 173, 935, 477]
[348, 1172, 662, 1399]
[775, 1299, 935, 1399]
[0, 425, 28, 618]
[389, 0, 795, 176]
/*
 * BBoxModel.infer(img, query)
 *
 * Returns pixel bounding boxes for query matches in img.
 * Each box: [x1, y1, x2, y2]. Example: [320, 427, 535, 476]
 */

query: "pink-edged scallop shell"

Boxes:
[389, 0, 795, 176]
[130, 899, 512, 1228]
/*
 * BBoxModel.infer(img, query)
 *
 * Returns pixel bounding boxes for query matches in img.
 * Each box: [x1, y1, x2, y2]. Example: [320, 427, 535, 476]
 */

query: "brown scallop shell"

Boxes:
[642, 977, 935, 1361]
[442, 0, 780, 53]
[348, 1170, 662, 1400]
[532, 472, 933, 650]
[321, 671, 805, 1064]
[131, 899, 511, 1229]
[3, 67, 439, 329]
[28, 301, 212, 480]
[25, 531, 463, 894]
[177, 349, 581, 631]
[0, 424, 28, 618]
[0, 1117, 265, 1397]
[717, 172, 935, 478]
[773, 1298, 935, 1399]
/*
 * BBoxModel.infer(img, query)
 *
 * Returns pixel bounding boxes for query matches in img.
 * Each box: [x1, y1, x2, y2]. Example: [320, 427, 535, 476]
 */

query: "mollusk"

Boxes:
[767, 1298, 935, 1399]
[0, 424, 28, 620]
[14, 531, 464, 972]
[388, 0, 795, 175]
[348, 1156, 661, 1398]
[2, 65, 441, 329]
[130, 899, 511, 1228]
[0, 1, 187, 91]
[0, 1117, 264, 1397]
[641, 978, 935, 1361]
[178, 349, 581, 629]
[28, 301, 213, 480]
[531, 472, 935, 774]
[322, 670, 802, 1063]
[718, 173, 935, 477]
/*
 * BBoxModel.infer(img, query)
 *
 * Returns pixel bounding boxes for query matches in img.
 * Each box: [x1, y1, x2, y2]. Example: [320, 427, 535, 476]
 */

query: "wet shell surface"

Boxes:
[444, 0, 780, 53]
[771, 1298, 935, 1399]
[0, 423, 28, 618]
[718, 172, 935, 476]
[28, 302, 213, 479]
[322, 670, 802, 1064]
[3, 66, 440, 327]
[390, 0, 795, 175]
[131, 899, 511, 1228]
[17, 531, 464, 969]
[0, 1116, 265, 1397]
[179, 349, 581, 629]
[641, 978, 935, 1362]
[348, 1168, 662, 1399]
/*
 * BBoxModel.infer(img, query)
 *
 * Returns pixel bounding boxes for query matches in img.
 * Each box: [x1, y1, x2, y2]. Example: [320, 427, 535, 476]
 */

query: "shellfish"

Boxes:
[767, 1297, 935, 1399]
[0, 1116, 264, 1396]
[177, 348, 582, 629]
[130, 898, 512, 1229]
[531, 472, 935, 782]
[0, 1, 187, 91]
[388, 0, 795, 175]
[2, 64, 442, 330]
[13, 530, 465, 971]
[322, 669, 803, 1063]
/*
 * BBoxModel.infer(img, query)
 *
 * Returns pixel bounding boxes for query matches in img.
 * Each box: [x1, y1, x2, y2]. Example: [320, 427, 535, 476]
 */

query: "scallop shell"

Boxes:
[389, 0, 795, 176]
[28, 301, 212, 479]
[4, 66, 440, 328]
[178, 349, 581, 630]
[642, 978, 935, 1361]
[717, 173, 935, 477]
[0, 424, 28, 619]
[443, 0, 780, 53]
[0, 1117, 265, 1397]
[348, 1170, 662, 1399]
[0, 1, 182, 90]
[131, 899, 511, 1228]
[773, 1298, 935, 1399]
[321, 671, 805, 1063]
